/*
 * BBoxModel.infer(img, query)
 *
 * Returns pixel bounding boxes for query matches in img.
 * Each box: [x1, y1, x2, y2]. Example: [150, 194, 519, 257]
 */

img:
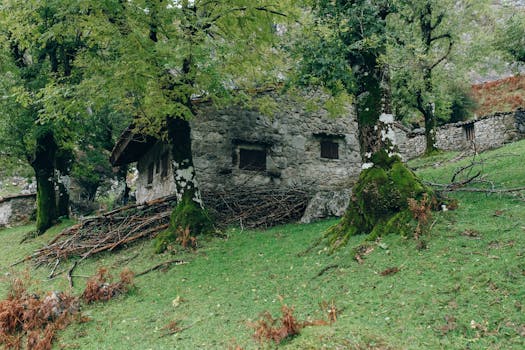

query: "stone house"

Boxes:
[110, 93, 361, 222]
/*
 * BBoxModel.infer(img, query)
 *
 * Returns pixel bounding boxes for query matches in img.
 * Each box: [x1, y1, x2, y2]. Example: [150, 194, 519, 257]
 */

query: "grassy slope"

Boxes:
[1, 141, 525, 349]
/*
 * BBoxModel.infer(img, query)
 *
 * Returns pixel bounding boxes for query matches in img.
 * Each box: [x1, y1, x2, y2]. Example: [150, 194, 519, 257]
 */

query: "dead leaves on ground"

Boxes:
[461, 229, 481, 238]
[0, 279, 80, 350]
[82, 267, 134, 304]
[249, 301, 337, 345]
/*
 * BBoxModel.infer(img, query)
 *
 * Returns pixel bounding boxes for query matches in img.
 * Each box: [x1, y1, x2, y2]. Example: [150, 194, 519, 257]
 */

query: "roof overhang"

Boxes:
[110, 126, 158, 166]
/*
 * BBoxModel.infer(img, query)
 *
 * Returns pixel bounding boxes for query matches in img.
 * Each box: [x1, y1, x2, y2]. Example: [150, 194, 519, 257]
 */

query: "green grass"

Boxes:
[1, 141, 525, 349]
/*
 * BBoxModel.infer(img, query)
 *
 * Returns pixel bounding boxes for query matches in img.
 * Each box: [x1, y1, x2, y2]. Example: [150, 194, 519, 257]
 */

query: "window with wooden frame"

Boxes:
[147, 163, 154, 185]
[320, 140, 339, 159]
[161, 153, 169, 178]
[464, 124, 475, 141]
[238, 145, 267, 171]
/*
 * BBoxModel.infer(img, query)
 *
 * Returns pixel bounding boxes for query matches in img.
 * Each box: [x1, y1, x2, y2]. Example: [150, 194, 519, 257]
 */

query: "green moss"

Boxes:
[153, 197, 214, 253]
[325, 151, 435, 251]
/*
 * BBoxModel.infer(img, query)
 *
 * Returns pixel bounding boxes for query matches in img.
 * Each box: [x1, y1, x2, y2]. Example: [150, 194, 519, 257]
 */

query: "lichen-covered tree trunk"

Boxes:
[167, 116, 200, 205]
[356, 54, 385, 158]
[154, 116, 212, 253]
[31, 130, 58, 234]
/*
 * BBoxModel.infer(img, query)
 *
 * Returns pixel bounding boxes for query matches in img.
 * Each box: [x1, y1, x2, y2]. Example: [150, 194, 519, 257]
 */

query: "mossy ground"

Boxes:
[0, 140, 524, 349]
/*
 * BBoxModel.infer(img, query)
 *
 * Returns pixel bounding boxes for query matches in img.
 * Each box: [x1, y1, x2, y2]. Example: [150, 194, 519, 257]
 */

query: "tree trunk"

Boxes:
[167, 117, 201, 205]
[31, 130, 58, 234]
[55, 148, 73, 218]
[423, 68, 437, 154]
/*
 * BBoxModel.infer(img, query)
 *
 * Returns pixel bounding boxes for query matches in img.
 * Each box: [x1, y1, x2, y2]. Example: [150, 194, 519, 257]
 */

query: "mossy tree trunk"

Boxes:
[325, 150, 436, 250]
[31, 130, 58, 234]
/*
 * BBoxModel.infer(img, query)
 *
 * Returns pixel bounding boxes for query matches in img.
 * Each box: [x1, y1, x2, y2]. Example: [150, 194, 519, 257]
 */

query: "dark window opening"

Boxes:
[147, 163, 154, 185]
[239, 148, 266, 171]
[161, 153, 169, 178]
[321, 140, 339, 159]
[464, 124, 475, 141]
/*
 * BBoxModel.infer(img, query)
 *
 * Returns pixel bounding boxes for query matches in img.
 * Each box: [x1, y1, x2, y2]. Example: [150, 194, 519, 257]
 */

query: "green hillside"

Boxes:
[1, 140, 524, 349]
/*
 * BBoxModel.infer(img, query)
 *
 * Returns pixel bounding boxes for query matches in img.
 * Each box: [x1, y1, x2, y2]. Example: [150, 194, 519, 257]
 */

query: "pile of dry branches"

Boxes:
[16, 195, 177, 271]
[203, 186, 311, 229]
[16, 187, 311, 283]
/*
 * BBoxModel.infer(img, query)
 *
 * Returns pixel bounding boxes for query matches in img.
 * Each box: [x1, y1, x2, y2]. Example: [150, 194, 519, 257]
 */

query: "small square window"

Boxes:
[239, 148, 266, 171]
[464, 124, 475, 141]
[321, 140, 339, 159]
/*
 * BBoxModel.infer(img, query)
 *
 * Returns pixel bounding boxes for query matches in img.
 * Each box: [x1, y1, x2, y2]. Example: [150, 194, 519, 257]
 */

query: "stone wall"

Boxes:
[436, 112, 520, 152]
[395, 109, 525, 160]
[0, 194, 36, 228]
[391, 123, 426, 161]
[134, 93, 361, 221]
[136, 143, 176, 203]
[191, 94, 361, 193]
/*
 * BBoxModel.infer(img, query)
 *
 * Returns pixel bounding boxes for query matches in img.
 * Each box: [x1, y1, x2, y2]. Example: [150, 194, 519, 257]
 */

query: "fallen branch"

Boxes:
[67, 261, 78, 288]
[135, 259, 188, 278]
[314, 264, 340, 278]
[447, 186, 525, 194]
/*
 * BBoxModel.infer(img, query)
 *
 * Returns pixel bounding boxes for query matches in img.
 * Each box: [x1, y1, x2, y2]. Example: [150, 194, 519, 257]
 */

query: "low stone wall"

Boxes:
[395, 109, 525, 160]
[391, 123, 426, 160]
[436, 112, 519, 152]
[0, 194, 36, 228]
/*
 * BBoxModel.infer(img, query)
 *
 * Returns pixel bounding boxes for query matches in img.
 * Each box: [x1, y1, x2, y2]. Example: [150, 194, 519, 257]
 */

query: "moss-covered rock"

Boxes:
[325, 150, 435, 250]
[153, 197, 214, 253]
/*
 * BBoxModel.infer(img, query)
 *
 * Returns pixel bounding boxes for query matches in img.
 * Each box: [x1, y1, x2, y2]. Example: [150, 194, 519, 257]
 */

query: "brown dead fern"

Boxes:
[82, 267, 134, 304]
[0, 279, 79, 350]
[250, 304, 333, 345]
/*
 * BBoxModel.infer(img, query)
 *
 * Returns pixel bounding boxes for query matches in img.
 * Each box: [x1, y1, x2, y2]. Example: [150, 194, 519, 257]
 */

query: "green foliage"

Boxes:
[387, 0, 493, 128]
[324, 150, 434, 250]
[292, 0, 392, 125]
[75, 0, 298, 138]
[153, 197, 214, 253]
[494, 12, 525, 64]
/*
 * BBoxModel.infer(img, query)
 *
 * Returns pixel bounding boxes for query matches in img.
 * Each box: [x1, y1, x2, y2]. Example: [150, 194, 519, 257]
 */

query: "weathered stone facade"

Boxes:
[0, 194, 36, 228]
[129, 93, 361, 221]
[394, 109, 525, 160]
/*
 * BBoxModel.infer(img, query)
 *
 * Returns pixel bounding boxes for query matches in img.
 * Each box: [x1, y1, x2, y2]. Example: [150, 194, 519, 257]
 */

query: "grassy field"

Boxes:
[1, 140, 524, 349]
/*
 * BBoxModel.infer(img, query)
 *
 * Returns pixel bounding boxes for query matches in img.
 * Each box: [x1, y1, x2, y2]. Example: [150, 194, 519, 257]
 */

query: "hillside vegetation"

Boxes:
[471, 75, 525, 116]
[1, 140, 524, 349]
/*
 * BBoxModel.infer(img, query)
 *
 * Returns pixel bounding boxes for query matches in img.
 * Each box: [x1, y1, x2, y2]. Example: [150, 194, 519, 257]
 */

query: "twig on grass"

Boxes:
[314, 264, 340, 278]
[134, 259, 188, 278]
